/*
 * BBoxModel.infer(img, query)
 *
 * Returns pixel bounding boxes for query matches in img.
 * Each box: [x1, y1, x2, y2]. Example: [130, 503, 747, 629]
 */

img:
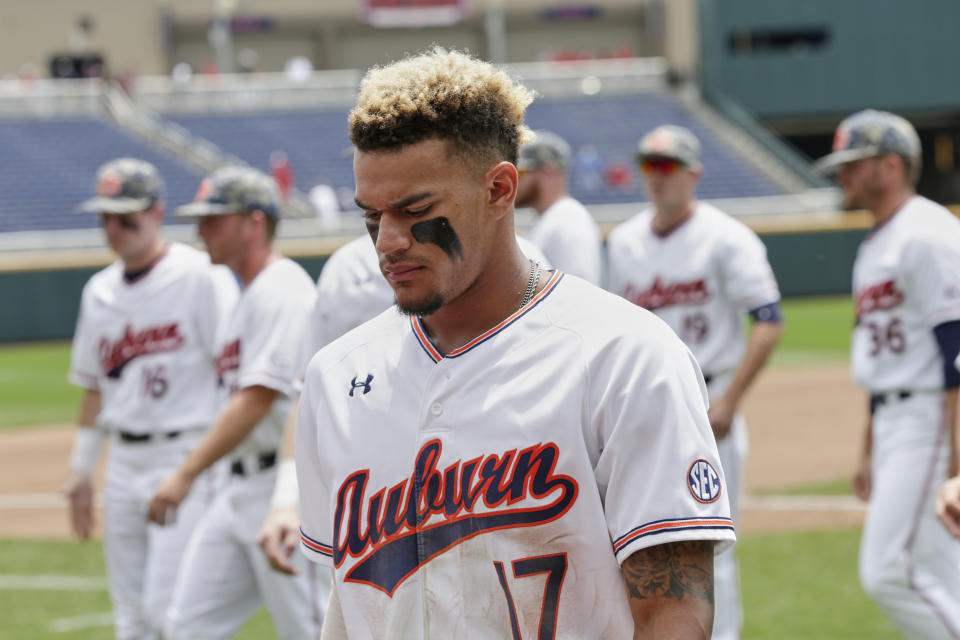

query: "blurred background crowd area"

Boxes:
[2, 0, 960, 342]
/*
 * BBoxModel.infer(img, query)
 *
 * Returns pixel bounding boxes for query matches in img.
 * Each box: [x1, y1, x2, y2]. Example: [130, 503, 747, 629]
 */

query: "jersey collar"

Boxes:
[411, 270, 564, 363]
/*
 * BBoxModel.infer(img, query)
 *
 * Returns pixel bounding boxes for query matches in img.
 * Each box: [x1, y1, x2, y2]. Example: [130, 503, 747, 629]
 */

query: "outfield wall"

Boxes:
[0, 219, 873, 343]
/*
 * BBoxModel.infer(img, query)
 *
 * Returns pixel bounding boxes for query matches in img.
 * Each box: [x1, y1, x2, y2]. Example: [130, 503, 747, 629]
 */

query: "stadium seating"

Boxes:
[0, 91, 783, 234]
[0, 117, 201, 233]
[166, 91, 783, 209]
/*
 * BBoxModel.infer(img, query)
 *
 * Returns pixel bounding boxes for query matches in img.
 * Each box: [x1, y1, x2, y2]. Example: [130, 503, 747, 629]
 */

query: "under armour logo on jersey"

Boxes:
[349, 374, 374, 397]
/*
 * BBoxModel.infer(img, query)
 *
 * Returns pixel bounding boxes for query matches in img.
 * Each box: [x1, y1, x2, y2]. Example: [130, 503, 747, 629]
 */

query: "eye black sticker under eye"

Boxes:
[411, 217, 463, 260]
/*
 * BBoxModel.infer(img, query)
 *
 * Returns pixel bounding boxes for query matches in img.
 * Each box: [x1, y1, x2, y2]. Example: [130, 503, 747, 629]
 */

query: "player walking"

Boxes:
[515, 130, 603, 284]
[145, 167, 322, 639]
[258, 235, 550, 573]
[816, 109, 960, 639]
[65, 158, 237, 639]
[294, 48, 734, 639]
[607, 125, 783, 640]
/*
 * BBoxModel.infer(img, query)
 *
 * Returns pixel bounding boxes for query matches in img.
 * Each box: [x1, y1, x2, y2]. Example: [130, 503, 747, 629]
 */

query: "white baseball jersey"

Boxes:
[851, 196, 960, 392]
[215, 257, 316, 458]
[297, 235, 552, 379]
[296, 273, 734, 639]
[69, 243, 238, 432]
[525, 196, 602, 285]
[607, 202, 781, 377]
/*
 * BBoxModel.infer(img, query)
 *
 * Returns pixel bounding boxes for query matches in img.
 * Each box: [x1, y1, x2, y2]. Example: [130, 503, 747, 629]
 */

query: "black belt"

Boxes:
[119, 430, 181, 443]
[230, 451, 278, 477]
[869, 390, 912, 414]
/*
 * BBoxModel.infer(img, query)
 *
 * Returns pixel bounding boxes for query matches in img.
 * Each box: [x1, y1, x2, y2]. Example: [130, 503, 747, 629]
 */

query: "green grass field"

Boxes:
[0, 342, 83, 429]
[0, 295, 855, 430]
[0, 539, 274, 639]
[771, 296, 853, 367]
[0, 531, 896, 639]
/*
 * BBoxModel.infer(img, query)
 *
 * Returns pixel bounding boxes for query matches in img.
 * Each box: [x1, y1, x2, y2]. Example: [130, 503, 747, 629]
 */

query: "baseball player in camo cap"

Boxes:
[174, 165, 281, 219]
[153, 163, 322, 638]
[66, 156, 238, 638]
[814, 109, 921, 179]
[517, 130, 572, 172]
[815, 110, 960, 638]
[635, 124, 703, 171]
[80, 157, 164, 214]
[516, 130, 602, 284]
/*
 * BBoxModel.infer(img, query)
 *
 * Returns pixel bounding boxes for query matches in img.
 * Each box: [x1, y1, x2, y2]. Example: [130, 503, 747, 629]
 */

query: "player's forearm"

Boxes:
[69, 390, 105, 478]
[76, 389, 101, 427]
[179, 385, 279, 479]
[721, 321, 782, 407]
[860, 408, 873, 457]
[946, 388, 959, 474]
[279, 395, 300, 460]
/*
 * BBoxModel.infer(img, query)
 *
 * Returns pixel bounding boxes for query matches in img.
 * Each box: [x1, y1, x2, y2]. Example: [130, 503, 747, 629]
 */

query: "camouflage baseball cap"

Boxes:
[174, 166, 281, 219]
[517, 131, 572, 172]
[80, 158, 164, 214]
[815, 109, 921, 173]
[636, 125, 702, 170]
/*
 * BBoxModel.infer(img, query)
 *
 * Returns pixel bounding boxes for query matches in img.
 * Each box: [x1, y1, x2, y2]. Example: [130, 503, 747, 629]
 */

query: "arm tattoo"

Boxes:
[622, 540, 714, 605]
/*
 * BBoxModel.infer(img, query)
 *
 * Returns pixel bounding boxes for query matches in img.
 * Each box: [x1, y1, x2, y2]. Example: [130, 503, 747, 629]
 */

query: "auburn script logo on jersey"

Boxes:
[623, 277, 709, 311]
[215, 339, 241, 388]
[98, 323, 184, 378]
[332, 439, 579, 596]
[856, 279, 904, 317]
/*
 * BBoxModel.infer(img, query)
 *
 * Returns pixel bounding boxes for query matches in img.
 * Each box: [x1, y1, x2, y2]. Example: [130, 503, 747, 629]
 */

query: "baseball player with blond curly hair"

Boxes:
[294, 47, 735, 639]
[258, 236, 548, 576]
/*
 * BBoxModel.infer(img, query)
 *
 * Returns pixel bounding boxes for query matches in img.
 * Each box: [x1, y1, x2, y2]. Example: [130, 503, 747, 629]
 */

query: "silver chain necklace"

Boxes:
[520, 260, 542, 308]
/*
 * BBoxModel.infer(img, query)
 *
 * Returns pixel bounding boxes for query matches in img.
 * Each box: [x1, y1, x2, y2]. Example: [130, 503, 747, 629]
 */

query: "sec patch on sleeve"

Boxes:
[687, 459, 722, 503]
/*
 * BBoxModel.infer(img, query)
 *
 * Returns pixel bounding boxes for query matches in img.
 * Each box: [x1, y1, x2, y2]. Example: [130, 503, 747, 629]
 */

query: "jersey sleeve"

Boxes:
[68, 283, 100, 390]
[902, 235, 960, 328]
[591, 317, 736, 563]
[297, 269, 355, 387]
[238, 282, 317, 397]
[719, 225, 781, 314]
[296, 361, 334, 566]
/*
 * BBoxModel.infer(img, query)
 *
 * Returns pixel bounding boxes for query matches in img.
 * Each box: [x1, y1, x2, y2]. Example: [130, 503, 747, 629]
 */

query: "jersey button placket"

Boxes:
[417, 360, 453, 636]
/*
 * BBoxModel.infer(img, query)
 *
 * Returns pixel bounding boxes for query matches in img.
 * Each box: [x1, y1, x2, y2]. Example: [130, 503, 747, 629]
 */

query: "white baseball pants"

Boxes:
[164, 466, 329, 640]
[860, 393, 960, 639]
[103, 430, 215, 640]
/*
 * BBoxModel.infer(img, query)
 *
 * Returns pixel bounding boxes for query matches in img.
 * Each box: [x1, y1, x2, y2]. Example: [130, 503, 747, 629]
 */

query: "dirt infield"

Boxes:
[0, 363, 867, 539]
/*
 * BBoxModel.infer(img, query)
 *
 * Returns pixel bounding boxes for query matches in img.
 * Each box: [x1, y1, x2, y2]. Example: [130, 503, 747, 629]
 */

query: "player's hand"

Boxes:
[707, 396, 736, 440]
[936, 476, 960, 538]
[257, 506, 302, 575]
[852, 456, 872, 502]
[147, 470, 193, 525]
[65, 474, 95, 539]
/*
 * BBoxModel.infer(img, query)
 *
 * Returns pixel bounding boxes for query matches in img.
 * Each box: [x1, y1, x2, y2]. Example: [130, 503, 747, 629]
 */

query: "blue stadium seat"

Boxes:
[166, 91, 783, 211]
[0, 92, 784, 234]
[0, 117, 202, 233]
[166, 110, 355, 202]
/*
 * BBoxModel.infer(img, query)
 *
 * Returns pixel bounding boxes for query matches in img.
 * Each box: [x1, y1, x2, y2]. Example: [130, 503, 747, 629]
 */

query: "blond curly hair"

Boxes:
[349, 47, 535, 169]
